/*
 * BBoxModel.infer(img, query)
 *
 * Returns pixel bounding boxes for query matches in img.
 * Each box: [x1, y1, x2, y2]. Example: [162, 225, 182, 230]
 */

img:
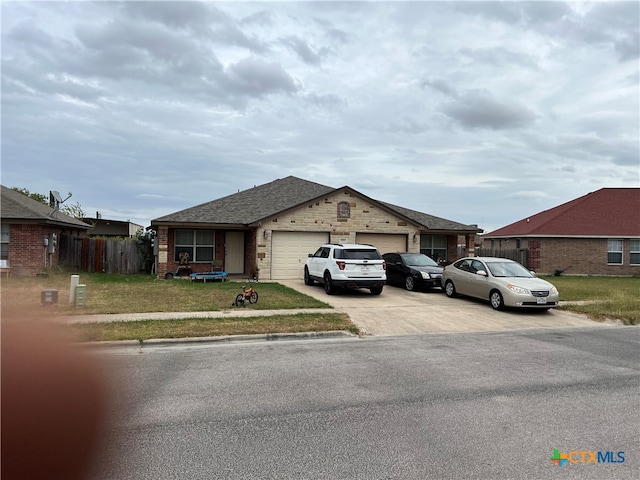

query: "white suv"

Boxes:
[304, 244, 387, 295]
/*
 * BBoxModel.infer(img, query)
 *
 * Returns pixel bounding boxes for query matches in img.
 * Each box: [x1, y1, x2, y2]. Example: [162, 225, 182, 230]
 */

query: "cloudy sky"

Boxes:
[2, 1, 638, 232]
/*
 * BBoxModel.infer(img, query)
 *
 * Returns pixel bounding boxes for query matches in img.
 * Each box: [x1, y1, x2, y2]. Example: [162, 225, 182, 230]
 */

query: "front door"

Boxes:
[225, 231, 244, 274]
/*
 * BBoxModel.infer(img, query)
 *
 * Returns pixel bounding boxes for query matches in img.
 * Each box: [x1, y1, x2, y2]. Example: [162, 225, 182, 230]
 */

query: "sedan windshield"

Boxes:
[401, 254, 438, 267]
[486, 261, 533, 278]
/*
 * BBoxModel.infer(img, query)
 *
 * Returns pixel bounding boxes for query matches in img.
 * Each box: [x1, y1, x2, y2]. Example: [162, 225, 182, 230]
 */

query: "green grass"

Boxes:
[1, 272, 330, 314]
[69, 313, 357, 342]
[540, 275, 640, 325]
[1, 271, 348, 342]
[2, 272, 638, 343]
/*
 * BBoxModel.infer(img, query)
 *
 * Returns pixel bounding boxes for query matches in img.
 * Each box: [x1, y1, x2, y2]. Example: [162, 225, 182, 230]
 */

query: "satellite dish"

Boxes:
[50, 191, 63, 204]
[48, 190, 72, 217]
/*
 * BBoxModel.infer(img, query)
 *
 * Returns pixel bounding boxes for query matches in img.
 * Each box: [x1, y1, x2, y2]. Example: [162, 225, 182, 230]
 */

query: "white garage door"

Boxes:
[355, 233, 407, 255]
[271, 232, 330, 279]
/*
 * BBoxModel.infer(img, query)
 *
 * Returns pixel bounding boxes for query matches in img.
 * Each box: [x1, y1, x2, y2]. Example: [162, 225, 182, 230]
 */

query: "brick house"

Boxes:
[482, 188, 640, 276]
[1, 185, 90, 277]
[150, 176, 482, 280]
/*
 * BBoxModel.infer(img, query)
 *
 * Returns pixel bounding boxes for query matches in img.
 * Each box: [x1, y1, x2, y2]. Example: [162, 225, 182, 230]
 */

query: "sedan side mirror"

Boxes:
[476, 270, 487, 276]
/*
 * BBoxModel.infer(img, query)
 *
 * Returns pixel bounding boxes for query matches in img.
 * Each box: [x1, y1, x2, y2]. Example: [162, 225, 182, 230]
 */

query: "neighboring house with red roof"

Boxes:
[1, 185, 90, 277]
[151, 176, 482, 280]
[482, 188, 640, 276]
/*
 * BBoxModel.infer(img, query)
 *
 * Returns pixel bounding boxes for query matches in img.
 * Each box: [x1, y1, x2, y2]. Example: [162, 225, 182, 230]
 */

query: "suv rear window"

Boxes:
[334, 249, 382, 260]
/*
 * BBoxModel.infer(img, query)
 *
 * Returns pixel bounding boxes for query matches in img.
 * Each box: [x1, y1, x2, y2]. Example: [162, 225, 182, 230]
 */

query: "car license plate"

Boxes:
[536, 297, 547, 304]
[360, 266, 369, 271]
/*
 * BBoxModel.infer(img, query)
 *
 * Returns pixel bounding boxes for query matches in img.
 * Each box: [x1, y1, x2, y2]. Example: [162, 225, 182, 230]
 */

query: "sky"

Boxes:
[2, 1, 638, 233]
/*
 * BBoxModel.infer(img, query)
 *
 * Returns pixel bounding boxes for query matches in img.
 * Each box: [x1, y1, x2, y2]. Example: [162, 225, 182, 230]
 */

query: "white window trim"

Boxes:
[629, 239, 640, 266]
[0, 224, 9, 264]
[174, 229, 215, 263]
[607, 239, 623, 265]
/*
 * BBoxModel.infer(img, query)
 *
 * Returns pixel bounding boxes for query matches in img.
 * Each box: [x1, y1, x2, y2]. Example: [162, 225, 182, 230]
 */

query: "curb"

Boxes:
[83, 330, 357, 348]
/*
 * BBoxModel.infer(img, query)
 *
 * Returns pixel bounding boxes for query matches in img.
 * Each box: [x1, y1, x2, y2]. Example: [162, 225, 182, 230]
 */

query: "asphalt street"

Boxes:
[87, 325, 639, 480]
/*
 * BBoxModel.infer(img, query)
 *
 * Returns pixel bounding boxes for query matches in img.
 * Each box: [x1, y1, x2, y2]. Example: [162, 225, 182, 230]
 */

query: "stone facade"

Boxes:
[254, 189, 421, 280]
[155, 189, 428, 280]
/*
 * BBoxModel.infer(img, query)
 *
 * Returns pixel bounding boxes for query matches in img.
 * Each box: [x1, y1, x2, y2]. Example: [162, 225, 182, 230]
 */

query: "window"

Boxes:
[607, 239, 623, 265]
[1, 224, 9, 262]
[420, 235, 447, 262]
[630, 239, 640, 266]
[174, 229, 215, 262]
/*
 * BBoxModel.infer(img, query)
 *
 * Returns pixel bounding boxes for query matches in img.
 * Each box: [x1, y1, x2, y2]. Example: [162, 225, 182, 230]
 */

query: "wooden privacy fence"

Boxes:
[474, 247, 529, 268]
[59, 234, 145, 274]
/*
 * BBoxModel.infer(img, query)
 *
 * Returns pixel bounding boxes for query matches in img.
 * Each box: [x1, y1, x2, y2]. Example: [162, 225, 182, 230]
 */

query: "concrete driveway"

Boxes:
[278, 280, 604, 336]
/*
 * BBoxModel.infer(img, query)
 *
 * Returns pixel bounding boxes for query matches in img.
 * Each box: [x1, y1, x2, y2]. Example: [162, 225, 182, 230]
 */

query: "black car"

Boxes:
[382, 252, 443, 291]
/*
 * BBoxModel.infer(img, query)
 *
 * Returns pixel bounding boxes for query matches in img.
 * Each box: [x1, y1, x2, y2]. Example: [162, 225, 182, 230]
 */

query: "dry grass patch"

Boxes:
[542, 276, 640, 325]
[0, 272, 329, 315]
[68, 313, 356, 342]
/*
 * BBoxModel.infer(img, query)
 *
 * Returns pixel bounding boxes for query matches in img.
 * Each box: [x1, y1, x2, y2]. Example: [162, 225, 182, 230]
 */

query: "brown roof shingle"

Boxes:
[152, 176, 481, 233]
[1, 185, 90, 229]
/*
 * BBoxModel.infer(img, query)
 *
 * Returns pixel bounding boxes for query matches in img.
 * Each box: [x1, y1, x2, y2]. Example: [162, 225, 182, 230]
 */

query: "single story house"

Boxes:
[482, 188, 640, 276]
[1, 185, 90, 277]
[81, 213, 144, 238]
[150, 176, 483, 280]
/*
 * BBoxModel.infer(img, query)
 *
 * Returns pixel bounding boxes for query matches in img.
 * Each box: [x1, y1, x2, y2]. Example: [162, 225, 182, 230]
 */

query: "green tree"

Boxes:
[10, 186, 86, 219]
[10, 187, 48, 204]
[60, 201, 86, 219]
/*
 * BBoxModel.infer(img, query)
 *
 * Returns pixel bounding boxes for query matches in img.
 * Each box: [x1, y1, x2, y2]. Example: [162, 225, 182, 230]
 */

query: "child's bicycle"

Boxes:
[233, 277, 259, 307]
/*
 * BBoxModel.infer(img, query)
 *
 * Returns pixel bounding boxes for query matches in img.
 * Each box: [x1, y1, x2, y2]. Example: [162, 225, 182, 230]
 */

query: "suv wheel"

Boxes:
[370, 286, 383, 295]
[304, 267, 314, 286]
[324, 272, 335, 295]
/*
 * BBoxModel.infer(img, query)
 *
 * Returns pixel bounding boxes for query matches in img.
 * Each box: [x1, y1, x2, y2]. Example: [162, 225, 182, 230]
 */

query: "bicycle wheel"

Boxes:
[248, 291, 258, 304]
[234, 294, 245, 307]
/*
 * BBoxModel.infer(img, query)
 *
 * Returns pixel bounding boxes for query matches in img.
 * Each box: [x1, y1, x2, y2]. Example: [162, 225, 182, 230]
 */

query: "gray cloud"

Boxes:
[440, 91, 536, 130]
[1, 1, 637, 230]
[226, 57, 298, 96]
[281, 36, 324, 66]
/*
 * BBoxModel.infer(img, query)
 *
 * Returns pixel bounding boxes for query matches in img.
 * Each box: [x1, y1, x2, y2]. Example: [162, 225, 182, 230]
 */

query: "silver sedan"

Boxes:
[441, 257, 560, 310]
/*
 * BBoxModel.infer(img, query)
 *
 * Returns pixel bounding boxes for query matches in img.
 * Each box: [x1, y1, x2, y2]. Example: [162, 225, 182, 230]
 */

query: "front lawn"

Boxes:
[541, 275, 639, 325]
[0, 272, 330, 314]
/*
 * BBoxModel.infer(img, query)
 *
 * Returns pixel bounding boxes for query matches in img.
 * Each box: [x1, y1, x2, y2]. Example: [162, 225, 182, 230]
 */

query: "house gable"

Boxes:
[152, 176, 334, 226]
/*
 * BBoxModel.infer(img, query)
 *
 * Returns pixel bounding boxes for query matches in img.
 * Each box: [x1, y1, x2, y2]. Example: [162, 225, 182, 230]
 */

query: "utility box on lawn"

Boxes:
[41, 289, 59, 305]
[75, 284, 86, 307]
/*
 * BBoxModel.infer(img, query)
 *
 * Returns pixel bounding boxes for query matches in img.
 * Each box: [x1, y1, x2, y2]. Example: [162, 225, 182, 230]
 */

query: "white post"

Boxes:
[69, 275, 80, 304]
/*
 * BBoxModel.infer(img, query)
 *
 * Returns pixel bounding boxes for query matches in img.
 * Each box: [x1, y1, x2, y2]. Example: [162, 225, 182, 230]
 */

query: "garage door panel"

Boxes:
[355, 233, 407, 255]
[272, 232, 329, 279]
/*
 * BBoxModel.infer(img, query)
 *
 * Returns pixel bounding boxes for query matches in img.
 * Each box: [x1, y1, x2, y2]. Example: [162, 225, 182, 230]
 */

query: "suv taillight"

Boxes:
[336, 261, 346, 270]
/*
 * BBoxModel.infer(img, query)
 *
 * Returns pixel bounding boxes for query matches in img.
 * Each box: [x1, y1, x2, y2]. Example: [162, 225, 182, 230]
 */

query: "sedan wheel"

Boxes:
[404, 276, 415, 291]
[444, 280, 456, 298]
[490, 290, 505, 310]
